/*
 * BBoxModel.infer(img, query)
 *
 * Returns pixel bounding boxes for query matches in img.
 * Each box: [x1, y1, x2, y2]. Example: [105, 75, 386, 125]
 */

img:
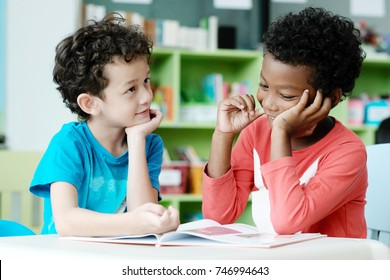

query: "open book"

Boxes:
[62, 219, 325, 248]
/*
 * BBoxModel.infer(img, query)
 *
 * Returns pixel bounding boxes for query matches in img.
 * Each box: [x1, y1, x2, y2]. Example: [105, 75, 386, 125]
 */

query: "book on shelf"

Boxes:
[202, 73, 224, 103]
[61, 219, 325, 248]
[175, 145, 203, 165]
[82, 3, 106, 25]
[152, 86, 173, 121]
[117, 11, 145, 27]
[202, 74, 253, 104]
[144, 19, 156, 44]
[199, 16, 218, 51]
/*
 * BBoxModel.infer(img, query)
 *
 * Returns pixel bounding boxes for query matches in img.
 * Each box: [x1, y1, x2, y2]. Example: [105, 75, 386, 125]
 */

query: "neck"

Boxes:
[291, 116, 335, 151]
[87, 120, 127, 157]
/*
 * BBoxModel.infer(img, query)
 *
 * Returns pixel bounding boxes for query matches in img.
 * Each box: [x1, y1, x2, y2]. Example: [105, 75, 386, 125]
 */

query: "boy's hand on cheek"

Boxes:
[273, 90, 332, 137]
[146, 108, 163, 131]
[125, 109, 163, 137]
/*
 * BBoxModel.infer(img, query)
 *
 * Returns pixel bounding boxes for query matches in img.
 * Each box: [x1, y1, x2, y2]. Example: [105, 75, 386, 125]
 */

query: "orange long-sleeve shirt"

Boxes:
[202, 117, 368, 238]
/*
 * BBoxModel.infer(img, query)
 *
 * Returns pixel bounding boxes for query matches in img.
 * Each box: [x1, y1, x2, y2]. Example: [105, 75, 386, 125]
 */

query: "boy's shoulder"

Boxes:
[50, 121, 89, 146]
[56, 121, 85, 134]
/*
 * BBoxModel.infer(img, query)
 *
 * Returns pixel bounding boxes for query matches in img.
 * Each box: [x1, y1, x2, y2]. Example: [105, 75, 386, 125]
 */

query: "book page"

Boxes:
[160, 221, 260, 245]
[177, 219, 221, 231]
[61, 219, 325, 248]
[177, 219, 258, 233]
[159, 230, 323, 248]
[61, 233, 161, 245]
[160, 220, 324, 247]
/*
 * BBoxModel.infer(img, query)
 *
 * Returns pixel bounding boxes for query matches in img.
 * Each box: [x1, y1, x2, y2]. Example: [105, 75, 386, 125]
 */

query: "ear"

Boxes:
[330, 88, 342, 108]
[77, 93, 100, 116]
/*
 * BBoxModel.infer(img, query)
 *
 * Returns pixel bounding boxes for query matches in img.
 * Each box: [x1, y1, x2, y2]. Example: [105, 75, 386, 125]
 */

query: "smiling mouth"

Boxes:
[136, 109, 149, 115]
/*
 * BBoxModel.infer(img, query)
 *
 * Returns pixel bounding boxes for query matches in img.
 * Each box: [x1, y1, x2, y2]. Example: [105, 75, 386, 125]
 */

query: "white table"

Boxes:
[0, 234, 389, 260]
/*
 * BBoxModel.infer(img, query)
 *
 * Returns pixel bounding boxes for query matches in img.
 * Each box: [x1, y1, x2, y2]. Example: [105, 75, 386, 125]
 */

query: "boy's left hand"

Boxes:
[125, 108, 163, 137]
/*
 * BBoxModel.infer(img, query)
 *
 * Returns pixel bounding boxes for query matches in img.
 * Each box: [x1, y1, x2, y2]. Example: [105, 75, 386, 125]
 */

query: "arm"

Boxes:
[263, 143, 367, 234]
[206, 94, 264, 177]
[203, 94, 264, 223]
[51, 109, 179, 237]
[125, 109, 163, 210]
[126, 134, 159, 208]
[51, 182, 179, 237]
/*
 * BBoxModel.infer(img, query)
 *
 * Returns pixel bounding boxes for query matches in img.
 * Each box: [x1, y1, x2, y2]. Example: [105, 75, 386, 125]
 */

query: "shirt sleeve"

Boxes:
[202, 127, 255, 224]
[29, 131, 85, 198]
[261, 142, 367, 234]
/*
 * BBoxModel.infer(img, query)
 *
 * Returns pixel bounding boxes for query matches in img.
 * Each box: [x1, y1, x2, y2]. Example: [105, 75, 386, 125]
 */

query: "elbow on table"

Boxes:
[54, 222, 73, 237]
[53, 217, 82, 237]
[271, 214, 302, 235]
[203, 210, 224, 224]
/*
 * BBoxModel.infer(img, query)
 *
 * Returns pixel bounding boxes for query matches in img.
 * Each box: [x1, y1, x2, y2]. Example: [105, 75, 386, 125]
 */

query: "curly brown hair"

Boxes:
[53, 13, 153, 120]
[263, 7, 366, 101]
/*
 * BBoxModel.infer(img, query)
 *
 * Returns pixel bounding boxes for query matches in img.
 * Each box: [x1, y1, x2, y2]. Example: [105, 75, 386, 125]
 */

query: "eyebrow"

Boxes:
[123, 70, 151, 86]
[260, 72, 303, 92]
[123, 78, 136, 85]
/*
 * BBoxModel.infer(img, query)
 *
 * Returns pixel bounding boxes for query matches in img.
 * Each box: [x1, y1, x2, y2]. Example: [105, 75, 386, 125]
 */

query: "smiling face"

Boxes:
[95, 56, 153, 129]
[257, 54, 317, 127]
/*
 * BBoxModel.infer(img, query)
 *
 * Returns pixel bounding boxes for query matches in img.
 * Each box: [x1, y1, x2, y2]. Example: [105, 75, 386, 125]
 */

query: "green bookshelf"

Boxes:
[152, 48, 262, 160]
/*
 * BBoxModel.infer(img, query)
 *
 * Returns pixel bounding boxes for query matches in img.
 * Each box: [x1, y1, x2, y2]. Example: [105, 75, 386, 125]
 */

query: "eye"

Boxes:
[259, 82, 268, 90]
[144, 77, 151, 84]
[280, 94, 296, 101]
[126, 86, 136, 94]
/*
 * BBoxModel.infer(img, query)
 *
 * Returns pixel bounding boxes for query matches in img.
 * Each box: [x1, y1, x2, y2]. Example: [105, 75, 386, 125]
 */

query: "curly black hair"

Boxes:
[263, 7, 366, 100]
[53, 13, 153, 120]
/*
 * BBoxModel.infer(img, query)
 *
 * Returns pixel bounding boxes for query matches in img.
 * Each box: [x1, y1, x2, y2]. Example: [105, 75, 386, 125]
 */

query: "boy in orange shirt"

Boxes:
[202, 7, 367, 238]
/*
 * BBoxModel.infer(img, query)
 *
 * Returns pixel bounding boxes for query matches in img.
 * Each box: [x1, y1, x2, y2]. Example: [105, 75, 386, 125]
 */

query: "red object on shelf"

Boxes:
[159, 161, 189, 194]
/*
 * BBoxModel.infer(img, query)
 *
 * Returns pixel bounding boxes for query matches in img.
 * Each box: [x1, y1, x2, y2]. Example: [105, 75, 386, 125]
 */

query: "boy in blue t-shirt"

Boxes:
[30, 13, 179, 236]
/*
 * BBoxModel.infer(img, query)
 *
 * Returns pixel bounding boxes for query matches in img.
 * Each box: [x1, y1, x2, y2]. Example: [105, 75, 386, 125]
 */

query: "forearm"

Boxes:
[206, 130, 236, 178]
[54, 207, 141, 237]
[270, 128, 292, 161]
[202, 173, 248, 224]
[126, 135, 157, 210]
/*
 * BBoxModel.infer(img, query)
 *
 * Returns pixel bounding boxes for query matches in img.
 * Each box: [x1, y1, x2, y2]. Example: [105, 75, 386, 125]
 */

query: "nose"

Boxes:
[139, 86, 153, 105]
[258, 90, 277, 112]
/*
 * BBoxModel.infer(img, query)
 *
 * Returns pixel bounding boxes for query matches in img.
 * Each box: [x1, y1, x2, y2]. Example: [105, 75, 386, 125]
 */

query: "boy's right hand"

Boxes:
[216, 94, 264, 135]
[130, 203, 180, 234]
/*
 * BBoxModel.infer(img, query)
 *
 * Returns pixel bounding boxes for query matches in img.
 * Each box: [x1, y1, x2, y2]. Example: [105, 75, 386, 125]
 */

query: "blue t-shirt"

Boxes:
[30, 122, 164, 234]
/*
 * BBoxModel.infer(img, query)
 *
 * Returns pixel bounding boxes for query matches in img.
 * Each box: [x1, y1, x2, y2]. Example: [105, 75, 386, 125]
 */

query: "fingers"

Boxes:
[141, 202, 167, 216]
[125, 108, 163, 137]
[224, 94, 256, 114]
[149, 109, 163, 125]
[149, 108, 163, 120]
[297, 89, 310, 109]
[238, 94, 256, 116]
[154, 206, 179, 233]
[255, 107, 265, 118]
[141, 203, 180, 233]
[308, 90, 332, 115]
[167, 205, 179, 224]
[298, 89, 331, 115]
